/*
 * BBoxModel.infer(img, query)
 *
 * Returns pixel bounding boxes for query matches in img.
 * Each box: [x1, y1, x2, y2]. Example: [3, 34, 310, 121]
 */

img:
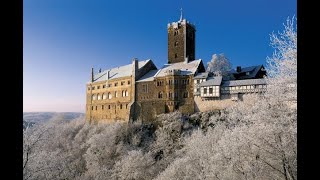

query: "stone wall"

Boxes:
[86, 76, 133, 123]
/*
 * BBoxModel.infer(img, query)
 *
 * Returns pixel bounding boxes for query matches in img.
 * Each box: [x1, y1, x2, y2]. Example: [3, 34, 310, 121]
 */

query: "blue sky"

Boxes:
[23, 0, 296, 112]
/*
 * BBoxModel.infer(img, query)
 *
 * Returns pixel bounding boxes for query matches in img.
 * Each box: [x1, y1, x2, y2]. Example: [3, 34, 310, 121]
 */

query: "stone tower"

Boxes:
[167, 9, 196, 64]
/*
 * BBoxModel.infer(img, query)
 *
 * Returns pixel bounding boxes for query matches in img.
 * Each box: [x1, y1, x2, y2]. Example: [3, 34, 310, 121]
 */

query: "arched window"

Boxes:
[115, 91, 118, 98]
[108, 92, 112, 99]
[120, 104, 123, 109]
[125, 90, 129, 96]
[174, 41, 178, 47]
[102, 93, 107, 99]
[183, 91, 189, 98]
[92, 94, 96, 100]
[158, 92, 163, 99]
[122, 90, 125, 97]
[97, 93, 101, 100]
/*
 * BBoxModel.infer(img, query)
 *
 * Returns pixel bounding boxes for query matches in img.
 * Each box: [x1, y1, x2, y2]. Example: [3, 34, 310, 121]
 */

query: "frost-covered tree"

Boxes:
[207, 53, 232, 76]
[266, 16, 297, 104]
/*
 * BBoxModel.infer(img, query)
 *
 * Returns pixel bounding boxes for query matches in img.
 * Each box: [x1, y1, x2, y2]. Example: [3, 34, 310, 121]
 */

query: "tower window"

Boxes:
[174, 41, 178, 47]
[175, 54, 178, 58]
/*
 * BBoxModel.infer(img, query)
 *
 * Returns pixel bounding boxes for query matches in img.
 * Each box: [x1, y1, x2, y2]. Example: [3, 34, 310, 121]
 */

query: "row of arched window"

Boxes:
[90, 103, 129, 111]
[157, 91, 189, 99]
[91, 90, 129, 100]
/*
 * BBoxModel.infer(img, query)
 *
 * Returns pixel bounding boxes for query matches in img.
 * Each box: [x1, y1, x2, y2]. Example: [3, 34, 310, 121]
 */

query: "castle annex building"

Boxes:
[86, 13, 267, 123]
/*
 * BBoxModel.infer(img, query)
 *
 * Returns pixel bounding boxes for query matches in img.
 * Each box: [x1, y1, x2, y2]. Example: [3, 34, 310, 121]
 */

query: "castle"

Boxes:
[86, 12, 267, 123]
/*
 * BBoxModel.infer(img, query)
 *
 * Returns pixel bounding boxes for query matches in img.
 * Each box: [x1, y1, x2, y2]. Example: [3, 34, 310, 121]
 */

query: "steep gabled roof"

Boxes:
[199, 76, 223, 86]
[155, 59, 203, 77]
[92, 59, 151, 82]
[229, 65, 264, 79]
[194, 72, 209, 79]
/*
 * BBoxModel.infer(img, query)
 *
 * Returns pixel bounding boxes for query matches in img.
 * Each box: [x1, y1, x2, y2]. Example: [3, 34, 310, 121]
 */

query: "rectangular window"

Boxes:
[197, 88, 200, 92]
[97, 86, 100, 89]
[128, 81, 131, 85]
[197, 80, 200, 84]
[204, 88, 207, 94]
[142, 84, 148, 93]
[92, 106, 93, 110]
[108, 105, 111, 109]
[102, 105, 104, 110]
[95, 106, 97, 110]
[121, 81, 125, 86]
[114, 82, 118, 87]
[209, 88, 213, 94]
[92, 87, 95, 90]
[103, 85, 106, 88]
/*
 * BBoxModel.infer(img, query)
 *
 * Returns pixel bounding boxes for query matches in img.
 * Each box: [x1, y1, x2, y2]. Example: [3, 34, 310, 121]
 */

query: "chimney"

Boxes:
[91, 67, 94, 82]
[107, 70, 110, 80]
[184, 56, 189, 64]
[236, 66, 241, 73]
[132, 58, 138, 80]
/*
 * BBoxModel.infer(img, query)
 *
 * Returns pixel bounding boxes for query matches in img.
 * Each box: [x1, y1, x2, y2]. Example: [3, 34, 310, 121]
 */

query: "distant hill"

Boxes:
[23, 112, 85, 129]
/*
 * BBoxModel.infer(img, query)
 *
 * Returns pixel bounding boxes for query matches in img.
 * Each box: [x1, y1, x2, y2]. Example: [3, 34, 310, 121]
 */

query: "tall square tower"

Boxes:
[167, 13, 196, 64]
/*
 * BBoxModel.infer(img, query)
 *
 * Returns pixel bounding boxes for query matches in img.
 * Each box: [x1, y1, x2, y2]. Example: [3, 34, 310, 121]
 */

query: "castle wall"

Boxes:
[86, 76, 133, 123]
[135, 74, 194, 121]
[194, 93, 259, 112]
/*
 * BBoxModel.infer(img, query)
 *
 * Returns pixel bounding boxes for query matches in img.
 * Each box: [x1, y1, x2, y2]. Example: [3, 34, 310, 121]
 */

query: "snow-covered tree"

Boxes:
[207, 53, 232, 76]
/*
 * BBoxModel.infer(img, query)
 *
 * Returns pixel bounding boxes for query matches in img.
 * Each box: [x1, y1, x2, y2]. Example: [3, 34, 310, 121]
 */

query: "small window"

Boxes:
[108, 84, 112, 87]
[121, 81, 125, 86]
[126, 104, 128, 109]
[92, 87, 95, 90]
[196, 88, 200, 93]
[102, 105, 104, 110]
[102, 93, 106, 99]
[103, 85, 106, 88]
[97, 86, 100, 89]
[158, 92, 163, 99]
[108, 105, 111, 109]
[91, 106, 93, 110]
[92, 94, 96, 100]
[120, 104, 122, 109]
[128, 81, 131, 85]
[114, 82, 118, 87]
[97, 94, 101, 100]
[209, 88, 213, 94]
[125, 90, 129, 97]
[204, 88, 207, 94]
[95, 106, 97, 110]
[197, 80, 200, 84]
[183, 92, 188, 98]
[175, 54, 178, 58]
[174, 41, 178, 47]
[108, 92, 112, 99]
